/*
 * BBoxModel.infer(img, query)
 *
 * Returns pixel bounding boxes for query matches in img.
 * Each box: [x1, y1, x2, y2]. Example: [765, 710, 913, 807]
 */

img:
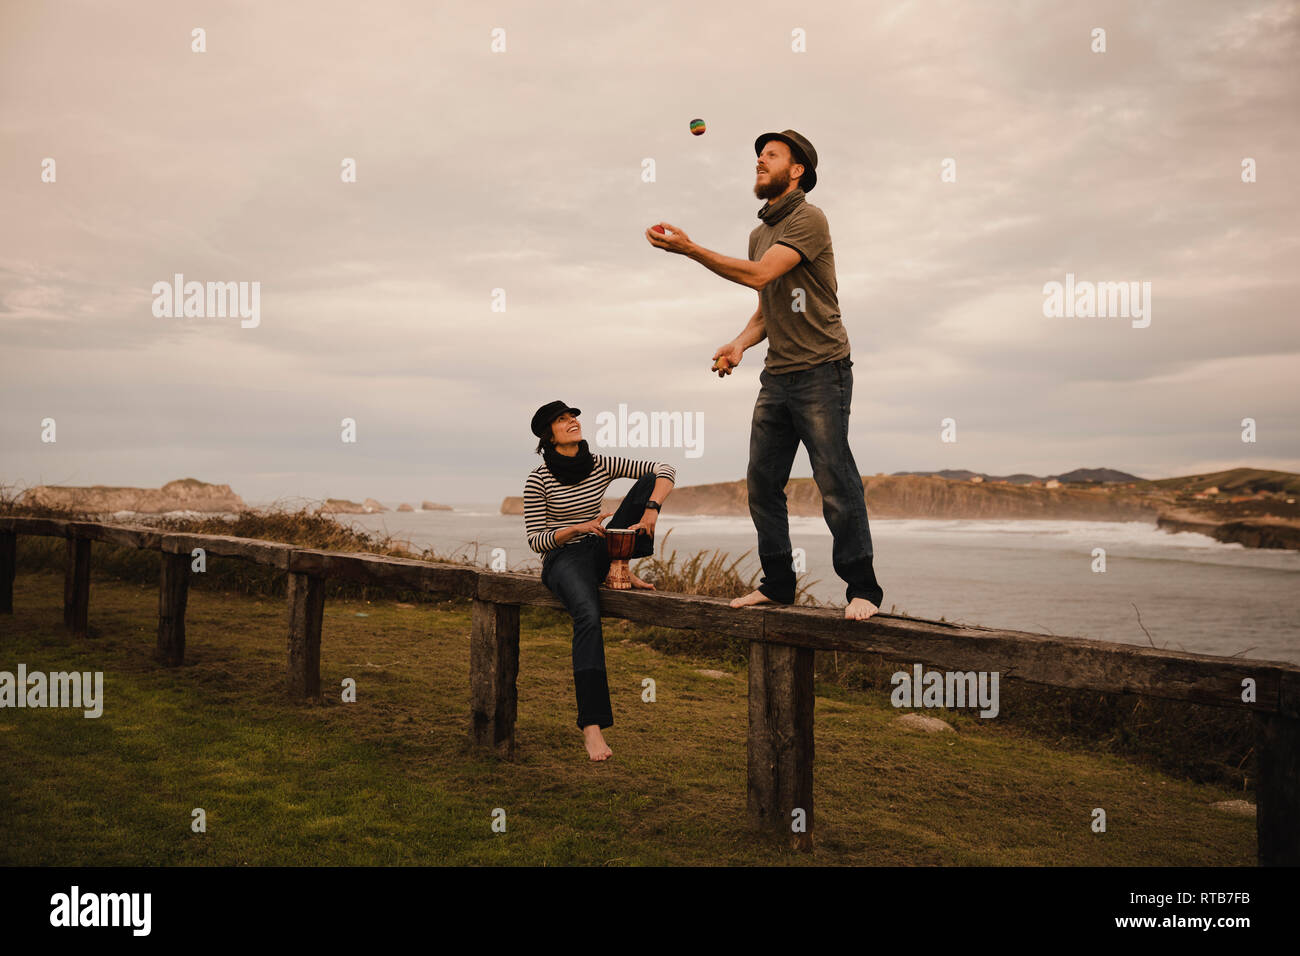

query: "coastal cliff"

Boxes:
[500, 474, 1159, 522]
[18, 477, 246, 515]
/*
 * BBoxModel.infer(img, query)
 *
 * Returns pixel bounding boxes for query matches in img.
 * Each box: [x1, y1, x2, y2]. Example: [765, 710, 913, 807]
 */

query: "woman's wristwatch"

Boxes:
[644, 500, 661, 511]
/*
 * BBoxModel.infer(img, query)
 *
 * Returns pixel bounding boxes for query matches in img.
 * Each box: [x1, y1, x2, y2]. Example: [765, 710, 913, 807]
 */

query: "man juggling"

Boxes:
[646, 129, 884, 621]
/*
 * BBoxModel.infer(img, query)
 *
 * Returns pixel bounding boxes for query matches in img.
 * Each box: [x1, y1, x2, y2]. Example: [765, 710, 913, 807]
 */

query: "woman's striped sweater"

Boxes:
[524, 454, 676, 554]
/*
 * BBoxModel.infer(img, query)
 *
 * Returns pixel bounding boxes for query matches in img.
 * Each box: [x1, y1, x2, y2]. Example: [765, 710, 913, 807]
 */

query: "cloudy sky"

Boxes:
[2, 0, 1297, 507]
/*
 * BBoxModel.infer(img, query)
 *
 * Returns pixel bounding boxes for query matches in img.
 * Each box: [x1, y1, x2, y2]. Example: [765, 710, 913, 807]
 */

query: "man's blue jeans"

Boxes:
[540, 472, 657, 729]
[747, 356, 884, 607]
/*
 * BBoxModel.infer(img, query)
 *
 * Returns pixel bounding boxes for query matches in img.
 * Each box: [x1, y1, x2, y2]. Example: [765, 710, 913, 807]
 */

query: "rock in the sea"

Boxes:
[317, 498, 367, 514]
[895, 713, 955, 733]
[421, 501, 452, 511]
[1211, 799, 1256, 817]
[1157, 514, 1300, 551]
[362, 498, 388, 513]
[396, 503, 414, 512]
[19, 477, 246, 515]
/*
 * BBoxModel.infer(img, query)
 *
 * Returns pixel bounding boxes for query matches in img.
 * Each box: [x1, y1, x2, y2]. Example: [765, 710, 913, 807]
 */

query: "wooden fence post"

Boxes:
[63, 535, 91, 635]
[1254, 711, 1300, 866]
[469, 599, 520, 758]
[156, 552, 191, 666]
[747, 641, 815, 851]
[0, 531, 15, 614]
[286, 572, 325, 698]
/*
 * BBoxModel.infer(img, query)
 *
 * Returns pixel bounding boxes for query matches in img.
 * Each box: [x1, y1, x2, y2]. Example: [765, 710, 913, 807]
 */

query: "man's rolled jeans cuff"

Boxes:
[575, 668, 614, 729]
[847, 588, 883, 608]
[840, 555, 883, 608]
[756, 550, 797, 604]
[757, 582, 796, 604]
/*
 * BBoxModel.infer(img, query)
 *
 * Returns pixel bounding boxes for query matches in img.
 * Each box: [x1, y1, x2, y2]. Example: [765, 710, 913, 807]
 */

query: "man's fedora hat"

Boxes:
[754, 129, 818, 192]
[531, 400, 581, 438]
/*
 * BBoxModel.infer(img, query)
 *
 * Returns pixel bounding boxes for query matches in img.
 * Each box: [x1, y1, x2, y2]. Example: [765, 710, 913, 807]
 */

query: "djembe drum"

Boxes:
[603, 529, 640, 589]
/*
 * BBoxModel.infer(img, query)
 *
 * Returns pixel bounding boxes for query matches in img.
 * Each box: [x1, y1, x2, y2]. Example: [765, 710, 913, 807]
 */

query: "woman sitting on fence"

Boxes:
[524, 400, 676, 761]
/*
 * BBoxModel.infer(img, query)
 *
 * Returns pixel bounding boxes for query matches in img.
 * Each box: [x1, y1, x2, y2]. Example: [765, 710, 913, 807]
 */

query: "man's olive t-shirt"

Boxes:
[748, 188, 851, 374]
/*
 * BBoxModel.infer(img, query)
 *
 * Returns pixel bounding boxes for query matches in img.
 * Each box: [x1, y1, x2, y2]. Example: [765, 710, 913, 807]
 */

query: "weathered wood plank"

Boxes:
[0, 531, 14, 614]
[286, 572, 325, 697]
[747, 642, 815, 851]
[475, 571, 569, 608]
[9, 519, 1300, 717]
[761, 605, 1300, 717]
[483, 574, 1300, 714]
[68, 521, 165, 552]
[1254, 711, 1300, 866]
[469, 599, 521, 757]
[161, 533, 295, 569]
[476, 572, 766, 640]
[597, 589, 766, 640]
[63, 536, 91, 635]
[289, 549, 477, 597]
[6, 516, 71, 538]
[156, 552, 190, 666]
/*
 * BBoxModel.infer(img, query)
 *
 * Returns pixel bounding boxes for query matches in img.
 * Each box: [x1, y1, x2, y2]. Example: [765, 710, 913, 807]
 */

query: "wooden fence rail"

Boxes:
[1, 515, 1296, 863]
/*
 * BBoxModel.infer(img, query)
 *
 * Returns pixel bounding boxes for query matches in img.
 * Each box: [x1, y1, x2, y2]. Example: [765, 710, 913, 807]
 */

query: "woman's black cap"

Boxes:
[531, 400, 581, 438]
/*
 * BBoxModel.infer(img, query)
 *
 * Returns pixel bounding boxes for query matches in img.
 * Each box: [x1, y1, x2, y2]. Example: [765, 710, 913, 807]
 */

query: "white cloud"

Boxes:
[1, 0, 1296, 503]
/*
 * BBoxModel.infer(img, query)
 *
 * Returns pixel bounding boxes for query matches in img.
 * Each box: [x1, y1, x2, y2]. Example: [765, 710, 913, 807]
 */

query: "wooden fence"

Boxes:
[1, 515, 1296, 863]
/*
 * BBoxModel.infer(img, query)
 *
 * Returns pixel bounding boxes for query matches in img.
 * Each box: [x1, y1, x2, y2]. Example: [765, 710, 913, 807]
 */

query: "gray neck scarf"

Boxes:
[758, 188, 805, 225]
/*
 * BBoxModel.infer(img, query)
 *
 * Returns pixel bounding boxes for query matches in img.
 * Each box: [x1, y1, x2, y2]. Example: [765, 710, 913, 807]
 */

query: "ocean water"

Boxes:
[259, 504, 1300, 666]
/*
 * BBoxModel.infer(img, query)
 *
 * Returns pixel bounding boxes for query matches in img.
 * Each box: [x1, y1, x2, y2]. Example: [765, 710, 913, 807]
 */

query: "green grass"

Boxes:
[1, 497, 1256, 789]
[0, 567, 1257, 866]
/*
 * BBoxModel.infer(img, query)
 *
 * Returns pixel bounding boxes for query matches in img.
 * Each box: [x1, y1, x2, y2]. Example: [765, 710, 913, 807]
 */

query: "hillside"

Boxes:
[666, 474, 1159, 520]
[17, 477, 246, 515]
[1140, 467, 1300, 496]
[502, 473, 1162, 521]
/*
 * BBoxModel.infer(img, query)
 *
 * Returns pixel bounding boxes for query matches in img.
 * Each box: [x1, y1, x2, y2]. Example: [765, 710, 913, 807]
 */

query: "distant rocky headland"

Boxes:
[18, 478, 246, 514]
[500, 468, 1300, 551]
[14, 479, 454, 517]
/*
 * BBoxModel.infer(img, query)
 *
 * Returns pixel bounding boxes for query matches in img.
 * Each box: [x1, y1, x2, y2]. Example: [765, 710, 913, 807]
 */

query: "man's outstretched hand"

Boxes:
[645, 222, 693, 255]
[712, 342, 743, 378]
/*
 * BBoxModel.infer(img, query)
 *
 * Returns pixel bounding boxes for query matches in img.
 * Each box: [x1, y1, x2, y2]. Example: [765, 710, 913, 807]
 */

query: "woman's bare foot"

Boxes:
[845, 597, 879, 621]
[582, 724, 612, 761]
[630, 572, 656, 590]
[730, 589, 776, 609]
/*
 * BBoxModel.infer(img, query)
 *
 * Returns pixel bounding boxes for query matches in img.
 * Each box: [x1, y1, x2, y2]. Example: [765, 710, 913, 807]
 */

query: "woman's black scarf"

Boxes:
[544, 439, 596, 485]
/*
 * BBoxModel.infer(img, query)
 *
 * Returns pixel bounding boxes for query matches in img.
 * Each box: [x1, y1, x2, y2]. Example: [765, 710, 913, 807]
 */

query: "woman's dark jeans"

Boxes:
[540, 473, 657, 729]
[747, 356, 884, 608]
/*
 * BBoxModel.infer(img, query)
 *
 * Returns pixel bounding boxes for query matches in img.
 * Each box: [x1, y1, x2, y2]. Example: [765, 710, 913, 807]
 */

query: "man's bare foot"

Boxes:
[845, 597, 879, 621]
[583, 724, 612, 761]
[630, 572, 656, 590]
[730, 589, 776, 609]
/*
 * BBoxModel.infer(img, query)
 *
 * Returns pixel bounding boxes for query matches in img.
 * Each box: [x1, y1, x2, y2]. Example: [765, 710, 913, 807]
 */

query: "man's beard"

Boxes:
[754, 167, 790, 200]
